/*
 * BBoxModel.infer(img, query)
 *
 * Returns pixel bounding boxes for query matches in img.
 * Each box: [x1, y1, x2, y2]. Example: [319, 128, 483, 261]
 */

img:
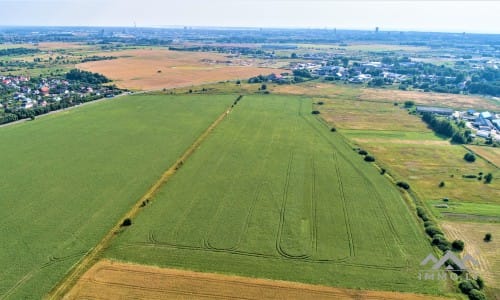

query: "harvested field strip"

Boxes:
[47, 96, 238, 299]
[66, 260, 450, 300]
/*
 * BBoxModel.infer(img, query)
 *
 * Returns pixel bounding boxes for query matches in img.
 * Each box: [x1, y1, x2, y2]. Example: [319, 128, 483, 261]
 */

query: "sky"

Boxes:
[0, 0, 499, 34]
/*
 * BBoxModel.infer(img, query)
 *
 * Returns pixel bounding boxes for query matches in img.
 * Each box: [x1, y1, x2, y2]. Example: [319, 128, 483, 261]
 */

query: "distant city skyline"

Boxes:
[0, 0, 499, 34]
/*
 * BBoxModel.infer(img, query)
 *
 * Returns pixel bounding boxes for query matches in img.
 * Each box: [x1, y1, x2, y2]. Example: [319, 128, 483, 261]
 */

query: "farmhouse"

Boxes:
[415, 106, 454, 116]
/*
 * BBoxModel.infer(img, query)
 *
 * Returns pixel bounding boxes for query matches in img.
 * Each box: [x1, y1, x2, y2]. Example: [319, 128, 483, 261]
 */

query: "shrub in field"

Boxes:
[364, 155, 375, 162]
[330, 127, 336, 132]
[121, 218, 132, 227]
[463, 152, 476, 162]
[484, 173, 493, 183]
[358, 149, 368, 155]
[439, 181, 445, 187]
[462, 174, 477, 179]
[311, 110, 320, 115]
[416, 206, 429, 221]
[468, 290, 486, 300]
[424, 221, 435, 228]
[451, 240, 465, 252]
[459, 280, 476, 294]
[317, 101, 324, 105]
[425, 226, 443, 237]
[476, 276, 485, 289]
[396, 181, 410, 190]
[484, 233, 492, 242]
[380, 168, 386, 175]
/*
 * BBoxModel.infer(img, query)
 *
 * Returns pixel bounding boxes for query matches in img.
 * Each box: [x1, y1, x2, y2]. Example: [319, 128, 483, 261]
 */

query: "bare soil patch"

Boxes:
[65, 260, 449, 300]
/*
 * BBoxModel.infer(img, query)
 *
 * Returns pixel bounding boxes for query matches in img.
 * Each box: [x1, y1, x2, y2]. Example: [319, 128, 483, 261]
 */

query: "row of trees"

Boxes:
[421, 113, 471, 144]
[0, 47, 40, 56]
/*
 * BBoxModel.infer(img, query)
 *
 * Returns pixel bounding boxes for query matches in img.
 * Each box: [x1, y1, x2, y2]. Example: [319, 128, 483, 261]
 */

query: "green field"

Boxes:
[429, 200, 500, 221]
[0, 94, 234, 299]
[106, 95, 444, 295]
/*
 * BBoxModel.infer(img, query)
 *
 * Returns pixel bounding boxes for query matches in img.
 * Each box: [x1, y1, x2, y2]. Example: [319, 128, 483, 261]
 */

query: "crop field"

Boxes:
[66, 260, 449, 300]
[0, 94, 235, 299]
[77, 49, 287, 91]
[105, 95, 444, 295]
[441, 222, 500, 299]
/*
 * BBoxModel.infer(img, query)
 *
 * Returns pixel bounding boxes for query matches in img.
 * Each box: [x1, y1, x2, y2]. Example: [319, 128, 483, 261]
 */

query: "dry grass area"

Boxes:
[466, 146, 500, 168]
[272, 82, 497, 110]
[65, 260, 449, 300]
[359, 88, 498, 111]
[77, 49, 286, 90]
[441, 222, 500, 299]
[317, 97, 431, 131]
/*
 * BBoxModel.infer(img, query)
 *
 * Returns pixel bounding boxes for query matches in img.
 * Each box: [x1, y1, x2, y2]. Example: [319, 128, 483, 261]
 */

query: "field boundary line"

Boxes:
[46, 96, 242, 300]
[463, 145, 499, 169]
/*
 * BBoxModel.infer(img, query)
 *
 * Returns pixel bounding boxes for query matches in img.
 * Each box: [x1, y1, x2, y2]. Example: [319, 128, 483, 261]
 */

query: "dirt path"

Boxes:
[46, 96, 239, 299]
[65, 260, 449, 300]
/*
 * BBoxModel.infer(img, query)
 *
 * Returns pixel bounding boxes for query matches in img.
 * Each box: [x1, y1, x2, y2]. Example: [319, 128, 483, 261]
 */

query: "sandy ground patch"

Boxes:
[65, 260, 450, 300]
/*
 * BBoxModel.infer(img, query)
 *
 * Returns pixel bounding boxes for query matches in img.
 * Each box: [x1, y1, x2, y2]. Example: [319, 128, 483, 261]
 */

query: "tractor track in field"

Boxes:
[46, 95, 243, 300]
[311, 157, 319, 254]
[331, 151, 356, 257]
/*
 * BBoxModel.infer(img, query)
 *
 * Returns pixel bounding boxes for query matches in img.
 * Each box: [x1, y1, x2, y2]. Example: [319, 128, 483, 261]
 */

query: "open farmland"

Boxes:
[67, 260, 449, 300]
[77, 49, 287, 90]
[315, 90, 500, 206]
[466, 145, 500, 168]
[0, 94, 234, 299]
[105, 95, 445, 296]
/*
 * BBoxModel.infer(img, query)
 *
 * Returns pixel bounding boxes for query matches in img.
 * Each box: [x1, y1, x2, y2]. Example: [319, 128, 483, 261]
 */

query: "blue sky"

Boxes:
[0, 0, 499, 34]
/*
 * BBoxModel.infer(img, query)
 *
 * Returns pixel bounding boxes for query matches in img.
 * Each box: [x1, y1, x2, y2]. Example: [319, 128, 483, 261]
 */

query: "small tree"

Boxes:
[484, 173, 493, 184]
[121, 218, 132, 227]
[404, 100, 415, 108]
[364, 155, 375, 162]
[464, 152, 476, 162]
[468, 289, 486, 300]
[380, 168, 386, 175]
[261, 84, 267, 90]
[484, 233, 492, 242]
[451, 240, 464, 252]
[311, 110, 320, 115]
[439, 181, 445, 188]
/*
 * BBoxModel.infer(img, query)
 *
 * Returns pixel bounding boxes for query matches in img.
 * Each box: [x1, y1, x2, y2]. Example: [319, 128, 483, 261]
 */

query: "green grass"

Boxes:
[106, 95, 445, 295]
[0, 94, 234, 299]
[428, 200, 500, 221]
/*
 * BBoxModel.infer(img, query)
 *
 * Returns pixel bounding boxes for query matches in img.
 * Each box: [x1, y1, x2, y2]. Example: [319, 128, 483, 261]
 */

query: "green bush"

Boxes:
[459, 280, 475, 294]
[424, 221, 435, 228]
[468, 289, 486, 300]
[396, 181, 410, 190]
[416, 206, 429, 221]
[451, 240, 465, 252]
[425, 226, 443, 237]
[484, 233, 492, 242]
[358, 149, 368, 155]
[464, 152, 476, 162]
[484, 173, 493, 183]
[121, 218, 132, 227]
[364, 155, 375, 162]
